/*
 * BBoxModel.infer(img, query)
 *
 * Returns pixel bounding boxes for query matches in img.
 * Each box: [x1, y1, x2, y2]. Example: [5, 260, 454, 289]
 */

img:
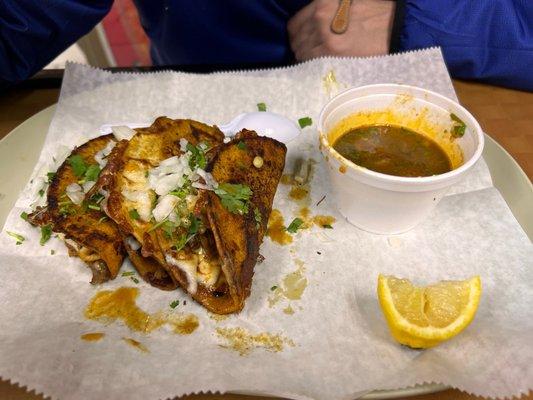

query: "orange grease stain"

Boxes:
[266, 209, 293, 245]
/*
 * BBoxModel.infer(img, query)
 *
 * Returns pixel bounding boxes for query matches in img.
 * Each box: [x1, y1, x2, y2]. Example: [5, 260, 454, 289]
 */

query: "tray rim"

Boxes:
[0, 104, 531, 400]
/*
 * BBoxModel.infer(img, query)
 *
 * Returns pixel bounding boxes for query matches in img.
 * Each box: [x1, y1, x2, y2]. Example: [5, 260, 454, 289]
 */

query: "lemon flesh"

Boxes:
[378, 274, 481, 349]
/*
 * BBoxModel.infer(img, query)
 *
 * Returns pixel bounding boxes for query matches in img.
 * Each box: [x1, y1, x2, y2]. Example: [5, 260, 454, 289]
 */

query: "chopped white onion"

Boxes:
[82, 181, 95, 193]
[179, 138, 188, 152]
[125, 235, 141, 251]
[111, 126, 136, 141]
[66, 183, 84, 205]
[94, 140, 116, 168]
[152, 194, 179, 222]
[121, 189, 152, 221]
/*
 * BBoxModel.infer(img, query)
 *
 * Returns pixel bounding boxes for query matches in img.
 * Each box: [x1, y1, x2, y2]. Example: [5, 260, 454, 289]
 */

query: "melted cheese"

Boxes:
[165, 250, 222, 295]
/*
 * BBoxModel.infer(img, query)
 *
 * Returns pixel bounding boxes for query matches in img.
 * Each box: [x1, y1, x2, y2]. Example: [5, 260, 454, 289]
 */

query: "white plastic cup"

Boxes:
[318, 84, 484, 234]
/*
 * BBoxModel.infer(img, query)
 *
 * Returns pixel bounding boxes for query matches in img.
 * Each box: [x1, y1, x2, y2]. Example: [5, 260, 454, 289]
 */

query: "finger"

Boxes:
[287, 1, 315, 38]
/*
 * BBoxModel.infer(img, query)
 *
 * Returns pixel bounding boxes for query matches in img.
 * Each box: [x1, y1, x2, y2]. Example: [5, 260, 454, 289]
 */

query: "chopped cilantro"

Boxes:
[40, 224, 52, 245]
[6, 231, 25, 245]
[68, 155, 87, 177]
[270, 285, 278, 291]
[254, 207, 262, 228]
[323, 224, 333, 229]
[148, 218, 168, 232]
[236, 141, 247, 150]
[129, 209, 140, 220]
[173, 215, 201, 251]
[20, 211, 29, 221]
[161, 220, 176, 239]
[130, 276, 140, 284]
[38, 189, 45, 197]
[50, 249, 55, 255]
[87, 204, 101, 211]
[122, 271, 136, 277]
[286, 217, 304, 233]
[186, 143, 207, 170]
[84, 164, 101, 181]
[214, 183, 253, 215]
[257, 102, 267, 112]
[170, 300, 180, 309]
[46, 172, 56, 183]
[298, 117, 313, 129]
[450, 113, 466, 138]
[169, 178, 192, 199]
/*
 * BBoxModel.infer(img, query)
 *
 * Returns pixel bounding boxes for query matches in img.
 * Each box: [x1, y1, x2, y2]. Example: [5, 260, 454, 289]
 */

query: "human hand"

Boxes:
[288, 0, 395, 61]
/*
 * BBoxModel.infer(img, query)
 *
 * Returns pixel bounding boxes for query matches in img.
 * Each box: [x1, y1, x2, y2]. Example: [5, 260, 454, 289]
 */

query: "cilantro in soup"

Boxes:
[332, 125, 452, 177]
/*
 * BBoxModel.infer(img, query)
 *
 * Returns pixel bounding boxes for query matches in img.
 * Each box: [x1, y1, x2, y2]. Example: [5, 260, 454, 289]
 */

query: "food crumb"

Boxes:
[216, 327, 294, 356]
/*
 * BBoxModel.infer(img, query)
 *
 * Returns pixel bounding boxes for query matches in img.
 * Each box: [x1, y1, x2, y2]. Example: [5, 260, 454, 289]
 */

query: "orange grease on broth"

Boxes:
[339, 165, 347, 174]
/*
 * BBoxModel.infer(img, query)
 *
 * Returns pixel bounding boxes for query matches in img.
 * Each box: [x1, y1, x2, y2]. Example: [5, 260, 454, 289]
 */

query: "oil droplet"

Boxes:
[322, 69, 340, 98]
[122, 337, 149, 353]
[266, 209, 293, 246]
[339, 165, 347, 174]
[283, 305, 295, 315]
[85, 287, 199, 335]
[268, 259, 307, 307]
[209, 312, 229, 322]
[280, 174, 293, 185]
[289, 186, 308, 201]
[216, 327, 294, 356]
[168, 314, 199, 334]
[81, 332, 105, 342]
[312, 215, 336, 229]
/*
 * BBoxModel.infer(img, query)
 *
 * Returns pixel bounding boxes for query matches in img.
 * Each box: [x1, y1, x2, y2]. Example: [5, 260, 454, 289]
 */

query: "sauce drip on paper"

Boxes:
[84, 287, 198, 335]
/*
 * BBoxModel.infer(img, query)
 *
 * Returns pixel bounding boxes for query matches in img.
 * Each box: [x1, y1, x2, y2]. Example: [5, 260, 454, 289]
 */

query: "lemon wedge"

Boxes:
[377, 274, 481, 349]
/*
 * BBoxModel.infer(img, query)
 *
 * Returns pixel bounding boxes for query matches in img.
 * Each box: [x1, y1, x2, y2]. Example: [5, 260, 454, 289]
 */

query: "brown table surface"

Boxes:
[0, 79, 531, 400]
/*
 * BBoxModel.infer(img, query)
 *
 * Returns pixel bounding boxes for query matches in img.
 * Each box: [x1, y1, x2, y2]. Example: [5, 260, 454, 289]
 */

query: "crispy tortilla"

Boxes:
[28, 135, 126, 283]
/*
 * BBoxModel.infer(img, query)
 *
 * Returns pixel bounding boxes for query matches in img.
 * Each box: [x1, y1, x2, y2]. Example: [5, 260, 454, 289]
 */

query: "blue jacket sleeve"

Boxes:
[396, 0, 533, 91]
[0, 0, 113, 86]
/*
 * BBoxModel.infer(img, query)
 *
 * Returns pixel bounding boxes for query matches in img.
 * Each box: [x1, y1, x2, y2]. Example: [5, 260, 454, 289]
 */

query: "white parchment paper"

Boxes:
[0, 48, 531, 400]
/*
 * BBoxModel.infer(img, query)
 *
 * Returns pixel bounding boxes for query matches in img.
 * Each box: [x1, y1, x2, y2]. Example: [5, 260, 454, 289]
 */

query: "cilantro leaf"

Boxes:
[6, 231, 25, 245]
[38, 189, 45, 197]
[40, 224, 52, 245]
[186, 143, 207, 170]
[286, 217, 304, 233]
[68, 155, 88, 177]
[270, 285, 278, 291]
[129, 209, 140, 220]
[236, 141, 247, 150]
[323, 224, 333, 229]
[20, 211, 29, 221]
[122, 271, 136, 277]
[46, 172, 56, 183]
[214, 183, 253, 215]
[130, 276, 140, 284]
[298, 117, 313, 129]
[84, 164, 101, 181]
[257, 102, 267, 112]
[450, 113, 466, 138]
[170, 300, 180, 309]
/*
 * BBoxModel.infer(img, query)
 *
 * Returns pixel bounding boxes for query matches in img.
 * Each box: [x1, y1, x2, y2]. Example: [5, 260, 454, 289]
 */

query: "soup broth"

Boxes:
[332, 125, 452, 177]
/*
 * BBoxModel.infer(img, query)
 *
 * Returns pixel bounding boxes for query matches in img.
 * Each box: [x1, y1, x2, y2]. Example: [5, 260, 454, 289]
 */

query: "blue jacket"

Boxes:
[1, 0, 532, 90]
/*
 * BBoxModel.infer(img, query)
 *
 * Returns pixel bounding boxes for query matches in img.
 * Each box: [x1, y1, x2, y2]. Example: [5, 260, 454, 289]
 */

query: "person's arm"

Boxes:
[0, 0, 113, 87]
[391, 0, 533, 91]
